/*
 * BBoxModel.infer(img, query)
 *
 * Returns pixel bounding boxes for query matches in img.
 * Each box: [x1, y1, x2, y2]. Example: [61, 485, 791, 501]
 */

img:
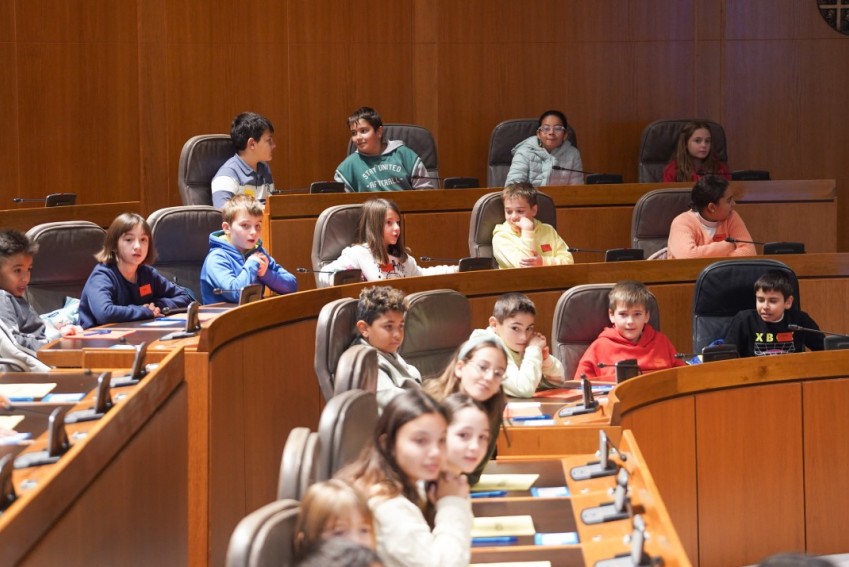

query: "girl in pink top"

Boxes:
[662, 121, 731, 182]
[667, 175, 756, 259]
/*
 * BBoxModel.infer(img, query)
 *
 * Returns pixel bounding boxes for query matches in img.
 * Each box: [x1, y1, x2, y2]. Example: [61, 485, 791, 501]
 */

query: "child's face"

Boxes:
[117, 224, 150, 269]
[536, 114, 567, 152]
[0, 253, 33, 298]
[503, 196, 538, 231]
[248, 129, 275, 162]
[445, 407, 490, 475]
[393, 413, 446, 482]
[703, 186, 736, 222]
[357, 310, 405, 354]
[455, 346, 506, 402]
[490, 313, 535, 353]
[350, 119, 383, 156]
[756, 289, 793, 323]
[687, 127, 711, 161]
[224, 212, 263, 253]
[322, 511, 375, 550]
[609, 302, 650, 344]
[383, 209, 401, 248]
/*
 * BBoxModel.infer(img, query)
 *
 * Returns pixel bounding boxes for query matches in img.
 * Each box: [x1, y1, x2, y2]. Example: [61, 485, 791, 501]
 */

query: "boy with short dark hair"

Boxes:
[351, 286, 421, 408]
[0, 229, 80, 350]
[492, 182, 574, 269]
[576, 280, 684, 381]
[200, 194, 297, 304]
[211, 112, 277, 207]
[469, 292, 565, 397]
[724, 270, 824, 357]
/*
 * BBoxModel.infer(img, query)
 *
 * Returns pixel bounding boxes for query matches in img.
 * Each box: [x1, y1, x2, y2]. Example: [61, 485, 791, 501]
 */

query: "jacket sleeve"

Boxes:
[203, 250, 261, 303]
[541, 226, 574, 266]
[409, 158, 435, 189]
[501, 345, 544, 398]
[667, 213, 736, 259]
[259, 254, 298, 295]
[725, 212, 757, 257]
[373, 496, 472, 567]
[540, 352, 566, 387]
[723, 311, 750, 357]
[334, 166, 356, 193]
[0, 294, 47, 351]
[799, 311, 825, 351]
[505, 146, 532, 186]
[319, 246, 365, 286]
[492, 225, 534, 269]
[567, 147, 585, 185]
[83, 269, 154, 326]
[150, 268, 194, 310]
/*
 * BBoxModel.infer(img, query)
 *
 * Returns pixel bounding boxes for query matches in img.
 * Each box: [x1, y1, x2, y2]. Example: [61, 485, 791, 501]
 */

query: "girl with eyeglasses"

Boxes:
[505, 109, 584, 187]
[423, 335, 509, 484]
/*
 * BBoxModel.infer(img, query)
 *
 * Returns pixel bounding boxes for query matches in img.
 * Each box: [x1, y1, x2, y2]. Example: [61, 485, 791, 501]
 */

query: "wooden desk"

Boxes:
[263, 179, 836, 291]
[0, 201, 142, 232]
[135, 252, 849, 566]
[0, 348, 188, 566]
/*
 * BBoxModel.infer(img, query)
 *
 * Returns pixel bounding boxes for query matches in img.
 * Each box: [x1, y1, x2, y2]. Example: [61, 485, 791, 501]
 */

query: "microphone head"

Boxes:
[295, 267, 309, 273]
[787, 324, 802, 331]
[724, 237, 736, 243]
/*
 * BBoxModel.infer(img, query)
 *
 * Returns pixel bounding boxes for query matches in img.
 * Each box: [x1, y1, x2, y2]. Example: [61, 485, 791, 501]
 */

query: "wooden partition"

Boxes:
[189, 252, 849, 566]
[609, 351, 849, 567]
[0, 348, 188, 566]
[0, 202, 142, 232]
[264, 179, 836, 291]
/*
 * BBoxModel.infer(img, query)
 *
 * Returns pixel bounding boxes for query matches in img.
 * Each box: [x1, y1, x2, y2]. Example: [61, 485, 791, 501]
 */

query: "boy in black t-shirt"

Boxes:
[724, 270, 824, 357]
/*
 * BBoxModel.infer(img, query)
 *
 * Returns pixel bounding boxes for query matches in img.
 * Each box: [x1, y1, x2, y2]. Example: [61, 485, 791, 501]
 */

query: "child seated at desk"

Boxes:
[469, 292, 565, 397]
[575, 280, 684, 382]
[0, 229, 81, 349]
[200, 194, 297, 304]
[79, 214, 193, 328]
[492, 182, 573, 269]
[724, 270, 824, 357]
[348, 286, 421, 409]
[337, 389, 471, 567]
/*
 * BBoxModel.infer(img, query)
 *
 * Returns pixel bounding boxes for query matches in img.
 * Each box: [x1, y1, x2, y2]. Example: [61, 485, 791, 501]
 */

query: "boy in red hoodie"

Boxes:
[574, 280, 685, 382]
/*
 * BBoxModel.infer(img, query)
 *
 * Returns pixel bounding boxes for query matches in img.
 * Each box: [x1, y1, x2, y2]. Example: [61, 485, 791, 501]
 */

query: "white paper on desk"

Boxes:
[141, 320, 183, 327]
[0, 383, 57, 399]
[470, 563, 551, 567]
[472, 515, 536, 537]
[475, 473, 539, 491]
[0, 416, 25, 430]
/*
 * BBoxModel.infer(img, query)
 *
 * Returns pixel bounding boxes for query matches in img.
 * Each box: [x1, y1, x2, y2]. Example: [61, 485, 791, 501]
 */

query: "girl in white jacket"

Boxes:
[337, 389, 472, 567]
[320, 198, 457, 286]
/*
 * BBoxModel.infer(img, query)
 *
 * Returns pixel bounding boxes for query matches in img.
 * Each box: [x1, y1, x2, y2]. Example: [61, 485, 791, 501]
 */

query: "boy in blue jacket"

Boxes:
[200, 195, 297, 304]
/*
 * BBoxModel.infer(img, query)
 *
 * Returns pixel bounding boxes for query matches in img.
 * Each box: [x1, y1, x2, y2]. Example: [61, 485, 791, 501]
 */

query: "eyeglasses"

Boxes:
[538, 125, 566, 134]
[471, 361, 506, 382]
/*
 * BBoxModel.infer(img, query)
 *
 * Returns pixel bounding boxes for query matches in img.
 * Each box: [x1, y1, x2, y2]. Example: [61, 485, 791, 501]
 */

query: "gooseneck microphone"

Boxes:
[787, 324, 849, 337]
[725, 236, 766, 246]
[552, 165, 592, 175]
[419, 256, 460, 263]
[567, 247, 606, 254]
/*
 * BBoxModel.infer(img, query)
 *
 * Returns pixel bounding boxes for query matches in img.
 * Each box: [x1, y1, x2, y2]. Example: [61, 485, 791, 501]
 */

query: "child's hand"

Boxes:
[59, 325, 83, 337]
[436, 471, 469, 500]
[144, 303, 162, 318]
[541, 344, 550, 360]
[519, 252, 543, 267]
[518, 216, 535, 231]
[529, 332, 547, 351]
[251, 252, 269, 277]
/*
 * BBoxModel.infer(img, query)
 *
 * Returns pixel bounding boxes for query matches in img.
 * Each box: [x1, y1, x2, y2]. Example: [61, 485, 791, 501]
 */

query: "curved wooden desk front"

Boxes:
[263, 179, 836, 291]
[0, 201, 142, 231]
[192, 252, 849, 566]
[607, 350, 849, 567]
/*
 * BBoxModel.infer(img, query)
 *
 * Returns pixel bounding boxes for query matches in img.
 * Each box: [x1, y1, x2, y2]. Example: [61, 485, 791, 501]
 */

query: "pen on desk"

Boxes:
[511, 414, 552, 422]
[470, 490, 508, 499]
[472, 536, 518, 545]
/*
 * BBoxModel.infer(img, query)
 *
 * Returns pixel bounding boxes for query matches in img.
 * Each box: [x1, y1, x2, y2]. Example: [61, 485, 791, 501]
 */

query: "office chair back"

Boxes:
[552, 284, 660, 380]
[692, 259, 798, 353]
[311, 204, 363, 288]
[333, 344, 379, 397]
[638, 119, 727, 183]
[314, 298, 359, 401]
[399, 289, 472, 380]
[487, 118, 578, 188]
[25, 221, 106, 314]
[278, 427, 321, 501]
[177, 134, 234, 205]
[147, 205, 223, 300]
[317, 390, 378, 481]
[225, 499, 300, 567]
[469, 191, 557, 258]
[630, 188, 692, 257]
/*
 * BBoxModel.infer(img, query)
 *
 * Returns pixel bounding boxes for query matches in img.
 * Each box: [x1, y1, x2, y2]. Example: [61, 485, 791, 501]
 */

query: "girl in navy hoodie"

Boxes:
[79, 213, 192, 328]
